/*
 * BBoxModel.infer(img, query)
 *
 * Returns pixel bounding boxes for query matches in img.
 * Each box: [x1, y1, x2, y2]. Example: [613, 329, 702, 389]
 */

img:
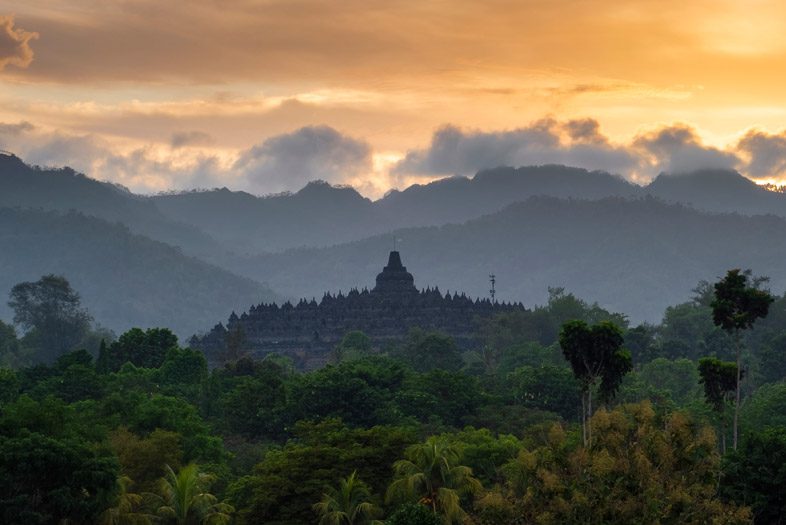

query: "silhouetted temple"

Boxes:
[192, 251, 524, 369]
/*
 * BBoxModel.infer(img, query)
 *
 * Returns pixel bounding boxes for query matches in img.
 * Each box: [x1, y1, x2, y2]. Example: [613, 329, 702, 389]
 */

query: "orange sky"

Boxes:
[2, 0, 786, 197]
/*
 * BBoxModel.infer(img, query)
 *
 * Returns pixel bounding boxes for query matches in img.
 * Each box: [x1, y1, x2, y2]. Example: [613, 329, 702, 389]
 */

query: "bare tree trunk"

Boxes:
[734, 332, 741, 450]
[587, 387, 593, 448]
[721, 416, 726, 455]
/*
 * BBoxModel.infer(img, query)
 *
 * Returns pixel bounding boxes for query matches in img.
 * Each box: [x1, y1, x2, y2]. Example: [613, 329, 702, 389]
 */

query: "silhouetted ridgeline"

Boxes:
[152, 165, 639, 253]
[0, 152, 221, 257]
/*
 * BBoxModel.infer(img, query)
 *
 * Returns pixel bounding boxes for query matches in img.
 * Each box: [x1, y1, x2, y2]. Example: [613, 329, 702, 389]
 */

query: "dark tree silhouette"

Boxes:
[711, 269, 773, 449]
[698, 357, 738, 452]
[8, 275, 92, 363]
[559, 320, 631, 446]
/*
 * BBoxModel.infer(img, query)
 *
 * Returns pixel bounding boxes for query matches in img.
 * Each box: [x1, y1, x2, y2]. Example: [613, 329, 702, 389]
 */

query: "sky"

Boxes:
[2, 0, 786, 198]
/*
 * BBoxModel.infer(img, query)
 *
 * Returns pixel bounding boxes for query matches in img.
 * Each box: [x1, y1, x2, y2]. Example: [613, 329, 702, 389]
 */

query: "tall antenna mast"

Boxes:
[489, 274, 496, 303]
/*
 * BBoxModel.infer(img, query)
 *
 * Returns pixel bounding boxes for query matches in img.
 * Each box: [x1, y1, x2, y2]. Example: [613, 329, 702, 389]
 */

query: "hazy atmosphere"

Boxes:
[2, 2, 786, 524]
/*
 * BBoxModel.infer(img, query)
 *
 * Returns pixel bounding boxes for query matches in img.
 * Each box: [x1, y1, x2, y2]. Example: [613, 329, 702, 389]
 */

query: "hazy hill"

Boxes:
[0, 208, 279, 337]
[152, 165, 639, 253]
[220, 196, 786, 324]
[152, 181, 376, 254]
[0, 153, 221, 257]
[646, 169, 786, 216]
[377, 164, 640, 227]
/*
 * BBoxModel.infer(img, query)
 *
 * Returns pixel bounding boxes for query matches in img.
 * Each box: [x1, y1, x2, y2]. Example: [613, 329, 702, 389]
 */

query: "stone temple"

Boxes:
[191, 251, 524, 369]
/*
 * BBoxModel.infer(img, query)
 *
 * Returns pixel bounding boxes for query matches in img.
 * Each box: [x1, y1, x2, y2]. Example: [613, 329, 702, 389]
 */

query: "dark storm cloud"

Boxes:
[0, 16, 37, 70]
[233, 125, 373, 193]
[393, 120, 639, 177]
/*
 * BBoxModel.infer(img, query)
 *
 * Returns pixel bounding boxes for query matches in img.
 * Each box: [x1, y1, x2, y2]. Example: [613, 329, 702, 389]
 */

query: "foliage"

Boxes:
[721, 427, 786, 524]
[393, 329, 462, 372]
[711, 269, 774, 450]
[232, 420, 415, 525]
[499, 402, 752, 524]
[333, 331, 374, 363]
[698, 358, 738, 412]
[104, 328, 179, 371]
[559, 320, 632, 445]
[154, 463, 233, 525]
[508, 365, 581, 421]
[758, 333, 786, 384]
[312, 470, 383, 525]
[109, 427, 183, 493]
[0, 430, 118, 524]
[385, 503, 441, 525]
[386, 436, 482, 524]
[712, 269, 774, 333]
[98, 476, 154, 525]
[0, 320, 24, 367]
[7, 274, 92, 363]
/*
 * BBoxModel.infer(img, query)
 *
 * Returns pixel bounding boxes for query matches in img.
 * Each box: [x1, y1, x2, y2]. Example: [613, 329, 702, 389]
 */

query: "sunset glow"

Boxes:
[2, 0, 786, 197]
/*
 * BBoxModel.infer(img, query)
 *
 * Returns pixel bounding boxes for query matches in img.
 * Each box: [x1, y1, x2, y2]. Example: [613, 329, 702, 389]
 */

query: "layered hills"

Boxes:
[3, 150, 786, 332]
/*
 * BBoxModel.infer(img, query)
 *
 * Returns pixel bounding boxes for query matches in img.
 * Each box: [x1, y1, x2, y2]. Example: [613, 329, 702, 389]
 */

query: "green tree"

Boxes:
[698, 357, 738, 452]
[711, 269, 774, 449]
[385, 503, 441, 525]
[0, 320, 24, 367]
[107, 328, 179, 371]
[312, 470, 383, 525]
[508, 365, 581, 421]
[721, 427, 786, 524]
[558, 320, 632, 446]
[386, 436, 482, 524]
[0, 430, 118, 524]
[333, 331, 373, 363]
[499, 402, 752, 524]
[99, 476, 154, 525]
[155, 464, 233, 525]
[231, 420, 415, 524]
[8, 274, 92, 363]
[394, 329, 462, 372]
[758, 333, 786, 385]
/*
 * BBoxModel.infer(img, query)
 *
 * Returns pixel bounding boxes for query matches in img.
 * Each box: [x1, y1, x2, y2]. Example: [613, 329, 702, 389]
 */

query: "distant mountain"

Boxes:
[646, 169, 786, 216]
[220, 197, 786, 324]
[152, 165, 639, 253]
[0, 153, 221, 257]
[377, 164, 640, 227]
[152, 181, 375, 254]
[0, 207, 279, 338]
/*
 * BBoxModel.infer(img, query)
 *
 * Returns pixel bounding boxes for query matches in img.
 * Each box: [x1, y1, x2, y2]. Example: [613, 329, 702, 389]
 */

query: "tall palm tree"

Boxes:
[99, 476, 154, 525]
[155, 464, 233, 525]
[313, 470, 383, 525]
[385, 437, 482, 524]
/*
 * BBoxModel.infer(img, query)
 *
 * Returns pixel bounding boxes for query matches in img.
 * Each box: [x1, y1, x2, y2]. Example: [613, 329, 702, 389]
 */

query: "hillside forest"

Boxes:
[1, 270, 785, 524]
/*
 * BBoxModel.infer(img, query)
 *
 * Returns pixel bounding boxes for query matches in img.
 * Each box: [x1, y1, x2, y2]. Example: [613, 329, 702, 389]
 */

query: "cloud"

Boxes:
[233, 125, 372, 193]
[0, 16, 37, 70]
[633, 124, 739, 174]
[736, 129, 786, 178]
[563, 118, 607, 144]
[170, 130, 214, 149]
[0, 120, 34, 136]
[393, 119, 639, 177]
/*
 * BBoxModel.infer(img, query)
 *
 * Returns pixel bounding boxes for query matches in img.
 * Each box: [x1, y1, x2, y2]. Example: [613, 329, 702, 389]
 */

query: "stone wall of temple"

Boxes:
[191, 251, 524, 369]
